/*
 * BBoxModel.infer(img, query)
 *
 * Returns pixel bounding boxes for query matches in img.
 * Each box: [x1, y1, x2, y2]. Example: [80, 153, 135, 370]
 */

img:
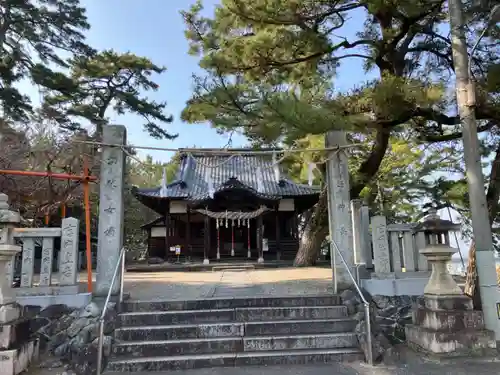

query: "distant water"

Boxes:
[447, 258, 500, 276]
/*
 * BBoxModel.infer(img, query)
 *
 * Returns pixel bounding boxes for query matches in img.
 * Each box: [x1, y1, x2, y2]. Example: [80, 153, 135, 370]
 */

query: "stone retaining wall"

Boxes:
[27, 302, 117, 375]
[341, 288, 416, 362]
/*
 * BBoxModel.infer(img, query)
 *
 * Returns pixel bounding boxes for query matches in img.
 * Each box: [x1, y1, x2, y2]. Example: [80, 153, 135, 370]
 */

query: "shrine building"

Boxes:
[133, 149, 320, 263]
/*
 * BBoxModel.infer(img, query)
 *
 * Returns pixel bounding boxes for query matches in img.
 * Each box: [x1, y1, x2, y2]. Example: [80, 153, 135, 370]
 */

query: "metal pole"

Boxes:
[96, 320, 105, 375]
[364, 302, 373, 366]
[448, 0, 500, 339]
[325, 143, 338, 293]
[120, 249, 125, 304]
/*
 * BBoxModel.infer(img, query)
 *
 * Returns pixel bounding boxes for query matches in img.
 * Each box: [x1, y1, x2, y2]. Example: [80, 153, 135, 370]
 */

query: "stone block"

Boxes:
[243, 332, 357, 351]
[234, 306, 347, 322]
[15, 285, 79, 297]
[412, 307, 485, 331]
[20, 238, 35, 288]
[406, 324, 496, 355]
[119, 309, 235, 327]
[68, 338, 100, 375]
[115, 322, 244, 341]
[21, 305, 41, 319]
[112, 337, 242, 358]
[121, 295, 342, 313]
[0, 338, 39, 375]
[416, 295, 473, 311]
[59, 217, 79, 286]
[244, 318, 356, 336]
[0, 318, 31, 350]
[407, 295, 496, 357]
[0, 303, 21, 324]
[107, 349, 363, 372]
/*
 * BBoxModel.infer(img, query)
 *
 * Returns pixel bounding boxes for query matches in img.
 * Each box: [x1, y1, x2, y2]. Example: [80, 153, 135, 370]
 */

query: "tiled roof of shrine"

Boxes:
[134, 149, 320, 201]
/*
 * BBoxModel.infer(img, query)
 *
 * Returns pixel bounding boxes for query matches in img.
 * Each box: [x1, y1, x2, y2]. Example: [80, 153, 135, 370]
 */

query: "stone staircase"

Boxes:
[106, 295, 364, 372]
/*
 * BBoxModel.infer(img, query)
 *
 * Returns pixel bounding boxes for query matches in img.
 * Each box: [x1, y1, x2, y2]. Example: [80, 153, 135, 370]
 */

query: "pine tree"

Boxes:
[180, 0, 499, 265]
[41, 50, 177, 139]
[0, 0, 91, 121]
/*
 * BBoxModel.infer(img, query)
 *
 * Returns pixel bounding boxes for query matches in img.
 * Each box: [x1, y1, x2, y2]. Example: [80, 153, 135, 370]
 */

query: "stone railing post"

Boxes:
[59, 217, 80, 286]
[0, 193, 22, 323]
[371, 215, 391, 274]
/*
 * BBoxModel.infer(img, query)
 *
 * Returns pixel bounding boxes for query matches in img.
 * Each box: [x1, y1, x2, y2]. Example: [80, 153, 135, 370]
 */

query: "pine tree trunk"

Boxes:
[294, 188, 329, 266]
[464, 139, 500, 309]
[464, 241, 482, 309]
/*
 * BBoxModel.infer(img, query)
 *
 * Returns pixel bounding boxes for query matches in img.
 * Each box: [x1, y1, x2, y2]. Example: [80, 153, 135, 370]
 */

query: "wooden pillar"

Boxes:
[203, 214, 210, 264]
[292, 213, 298, 239]
[164, 204, 170, 260]
[186, 208, 191, 262]
[257, 215, 264, 263]
[275, 207, 281, 261]
[147, 227, 152, 258]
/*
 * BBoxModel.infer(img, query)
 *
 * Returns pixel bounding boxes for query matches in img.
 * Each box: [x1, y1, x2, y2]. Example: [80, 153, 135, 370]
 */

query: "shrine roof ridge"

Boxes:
[177, 147, 283, 156]
[133, 150, 320, 201]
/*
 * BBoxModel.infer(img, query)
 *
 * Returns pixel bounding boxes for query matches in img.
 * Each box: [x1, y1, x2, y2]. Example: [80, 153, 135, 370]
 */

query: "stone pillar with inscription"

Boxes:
[371, 215, 391, 274]
[96, 125, 127, 297]
[59, 217, 79, 287]
[325, 131, 354, 285]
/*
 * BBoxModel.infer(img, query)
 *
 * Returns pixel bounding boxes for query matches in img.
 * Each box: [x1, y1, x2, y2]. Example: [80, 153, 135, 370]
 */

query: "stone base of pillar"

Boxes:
[0, 339, 40, 375]
[203, 258, 210, 265]
[406, 295, 496, 356]
[332, 266, 356, 286]
[216, 251, 220, 260]
[257, 257, 264, 264]
[247, 250, 251, 258]
[0, 302, 22, 324]
[0, 317, 31, 350]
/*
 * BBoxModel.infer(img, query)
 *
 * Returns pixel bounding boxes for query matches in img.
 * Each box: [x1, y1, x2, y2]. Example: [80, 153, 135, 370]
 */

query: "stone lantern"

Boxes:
[0, 192, 22, 323]
[406, 209, 496, 355]
[0, 193, 40, 375]
[413, 209, 462, 296]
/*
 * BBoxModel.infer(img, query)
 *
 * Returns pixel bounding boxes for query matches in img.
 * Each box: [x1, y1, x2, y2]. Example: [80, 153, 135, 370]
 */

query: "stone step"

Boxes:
[115, 322, 243, 341]
[115, 318, 356, 341]
[119, 306, 347, 327]
[244, 318, 356, 336]
[112, 337, 243, 358]
[212, 265, 255, 271]
[112, 333, 357, 359]
[122, 295, 342, 313]
[243, 333, 358, 351]
[235, 306, 347, 322]
[119, 309, 235, 327]
[107, 348, 363, 371]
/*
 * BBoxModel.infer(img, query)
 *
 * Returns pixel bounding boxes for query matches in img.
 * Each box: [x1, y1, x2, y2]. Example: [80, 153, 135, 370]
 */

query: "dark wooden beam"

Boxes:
[186, 208, 191, 261]
[257, 215, 263, 261]
[164, 205, 170, 260]
[204, 214, 209, 261]
[147, 227, 152, 259]
[275, 206, 281, 261]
